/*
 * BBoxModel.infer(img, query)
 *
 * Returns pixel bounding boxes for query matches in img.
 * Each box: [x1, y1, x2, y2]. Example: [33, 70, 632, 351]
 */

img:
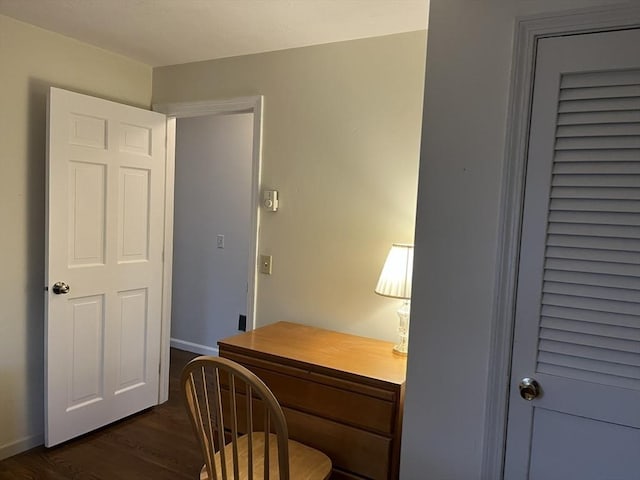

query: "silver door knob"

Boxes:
[518, 377, 540, 401]
[52, 282, 70, 295]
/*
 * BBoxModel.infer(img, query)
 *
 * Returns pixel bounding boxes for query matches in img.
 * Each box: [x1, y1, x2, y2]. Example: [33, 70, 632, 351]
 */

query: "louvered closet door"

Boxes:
[504, 29, 640, 479]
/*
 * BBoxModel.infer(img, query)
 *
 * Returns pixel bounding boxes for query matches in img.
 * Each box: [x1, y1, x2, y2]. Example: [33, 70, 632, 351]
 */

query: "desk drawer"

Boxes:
[284, 407, 391, 480]
[221, 351, 396, 435]
[219, 390, 391, 480]
[330, 470, 366, 480]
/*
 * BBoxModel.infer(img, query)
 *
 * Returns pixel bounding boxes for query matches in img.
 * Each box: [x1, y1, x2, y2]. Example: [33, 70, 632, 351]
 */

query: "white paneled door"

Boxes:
[504, 29, 640, 478]
[45, 88, 168, 446]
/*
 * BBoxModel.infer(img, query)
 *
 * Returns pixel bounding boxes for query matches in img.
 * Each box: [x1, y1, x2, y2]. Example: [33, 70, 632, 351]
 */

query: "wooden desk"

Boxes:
[218, 321, 407, 480]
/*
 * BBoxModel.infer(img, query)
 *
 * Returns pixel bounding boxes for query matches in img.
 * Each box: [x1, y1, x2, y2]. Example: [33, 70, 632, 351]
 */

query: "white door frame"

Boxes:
[482, 6, 640, 479]
[153, 96, 263, 403]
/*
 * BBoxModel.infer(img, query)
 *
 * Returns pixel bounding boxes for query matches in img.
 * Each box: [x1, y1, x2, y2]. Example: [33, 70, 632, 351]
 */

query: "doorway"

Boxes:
[154, 97, 263, 402]
[171, 112, 254, 353]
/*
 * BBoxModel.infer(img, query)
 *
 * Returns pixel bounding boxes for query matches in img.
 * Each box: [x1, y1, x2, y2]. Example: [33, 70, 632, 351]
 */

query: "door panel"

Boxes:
[504, 28, 640, 478]
[68, 161, 106, 266]
[529, 409, 640, 480]
[118, 168, 150, 261]
[115, 288, 148, 393]
[67, 295, 105, 410]
[46, 87, 167, 446]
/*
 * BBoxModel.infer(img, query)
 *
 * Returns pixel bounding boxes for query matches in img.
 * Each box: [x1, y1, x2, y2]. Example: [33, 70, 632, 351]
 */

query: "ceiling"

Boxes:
[0, 0, 429, 67]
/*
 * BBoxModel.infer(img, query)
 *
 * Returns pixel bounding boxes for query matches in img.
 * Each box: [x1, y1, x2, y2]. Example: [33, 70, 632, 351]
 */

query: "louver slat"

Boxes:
[543, 293, 640, 316]
[552, 162, 640, 174]
[546, 234, 640, 252]
[551, 174, 640, 187]
[540, 345, 640, 374]
[557, 111, 640, 126]
[542, 305, 640, 329]
[547, 223, 640, 239]
[534, 68, 640, 390]
[550, 198, 640, 213]
[549, 211, 640, 226]
[546, 246, 640, 264]
[544, 270, 640, 290]
[550, 186, 640, 200]
[556, 136, 640, 150]
[559, 85, 640, 101]
[558, 97, 640, 113]
[554, 148, 640, 162]
[537, 364, 640, 390]
[556, 123, 640, 137]
[560, 70, 640, 88]
[538, 350, 640, 380]
[543, 281, 640, 303]
[540, 318, 640, 343]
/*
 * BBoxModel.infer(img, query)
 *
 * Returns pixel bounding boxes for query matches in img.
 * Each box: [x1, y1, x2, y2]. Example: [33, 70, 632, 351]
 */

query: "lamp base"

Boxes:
[392, 300, 410, 356]
[392, 344, 408, 356]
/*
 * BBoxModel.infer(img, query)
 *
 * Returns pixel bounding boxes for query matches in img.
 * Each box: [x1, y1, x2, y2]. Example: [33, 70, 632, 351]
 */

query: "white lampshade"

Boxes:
[375, 244, 414, 300]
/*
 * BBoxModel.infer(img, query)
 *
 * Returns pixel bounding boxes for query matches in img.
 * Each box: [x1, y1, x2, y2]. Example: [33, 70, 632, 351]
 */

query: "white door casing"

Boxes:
[504, 29, 640, 478]
[46, 87, 167, 446]
[152, 98, 262, 336]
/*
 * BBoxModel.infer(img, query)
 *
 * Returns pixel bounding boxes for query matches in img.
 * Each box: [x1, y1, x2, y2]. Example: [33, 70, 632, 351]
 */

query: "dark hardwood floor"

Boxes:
[0, 349, 203, 480]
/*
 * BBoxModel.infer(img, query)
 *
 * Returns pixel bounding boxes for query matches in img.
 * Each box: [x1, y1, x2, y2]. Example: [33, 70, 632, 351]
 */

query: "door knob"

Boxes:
[52, 282, 70, 295]
[518, 377, 540, 401]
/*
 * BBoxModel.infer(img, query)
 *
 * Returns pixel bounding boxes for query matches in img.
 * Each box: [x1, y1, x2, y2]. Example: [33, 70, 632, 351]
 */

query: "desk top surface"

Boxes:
[218, 321, 407, 386]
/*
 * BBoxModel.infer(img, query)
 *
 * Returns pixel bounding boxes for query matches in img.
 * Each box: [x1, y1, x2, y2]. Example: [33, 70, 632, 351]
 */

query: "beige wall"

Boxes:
[154, 31, 427, 341]
[0, 14, 152, 458]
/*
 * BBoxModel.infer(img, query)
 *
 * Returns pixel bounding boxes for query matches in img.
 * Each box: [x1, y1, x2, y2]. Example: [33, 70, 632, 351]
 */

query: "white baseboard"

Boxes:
[170, 337, 219, 356]
[0, 340, 216, 462]
[0, 432, 43, 460]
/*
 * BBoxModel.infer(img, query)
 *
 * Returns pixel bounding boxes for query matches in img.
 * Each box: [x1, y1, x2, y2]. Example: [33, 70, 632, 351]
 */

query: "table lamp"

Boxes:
[375, 244, 414, 355]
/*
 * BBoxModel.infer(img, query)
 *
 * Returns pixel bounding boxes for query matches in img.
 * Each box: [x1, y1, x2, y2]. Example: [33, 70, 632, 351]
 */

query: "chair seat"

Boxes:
[199, 433, 331, 480]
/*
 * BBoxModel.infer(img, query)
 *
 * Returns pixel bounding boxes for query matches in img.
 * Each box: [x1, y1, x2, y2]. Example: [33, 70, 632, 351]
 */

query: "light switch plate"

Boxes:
[260, 255, 272, 275]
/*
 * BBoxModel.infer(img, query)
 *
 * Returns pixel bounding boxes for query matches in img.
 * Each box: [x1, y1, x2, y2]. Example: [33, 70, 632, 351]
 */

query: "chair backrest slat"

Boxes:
[210, 368, 228, 480]
[229, 374, 240, 480]
[264, 410, 270, 479]
[247, 384, 254, 480]
[186, 371, 217, 479]
[199, 367, 218, 480]
[181, 356, 291, 480]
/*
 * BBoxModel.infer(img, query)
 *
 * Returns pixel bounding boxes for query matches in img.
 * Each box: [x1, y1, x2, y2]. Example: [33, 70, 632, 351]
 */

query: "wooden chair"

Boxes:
[181, 356, 332, 480]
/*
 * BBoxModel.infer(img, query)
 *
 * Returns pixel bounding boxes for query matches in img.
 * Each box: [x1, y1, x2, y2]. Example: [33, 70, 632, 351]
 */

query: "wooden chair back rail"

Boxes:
[182, 356, 291, 480]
